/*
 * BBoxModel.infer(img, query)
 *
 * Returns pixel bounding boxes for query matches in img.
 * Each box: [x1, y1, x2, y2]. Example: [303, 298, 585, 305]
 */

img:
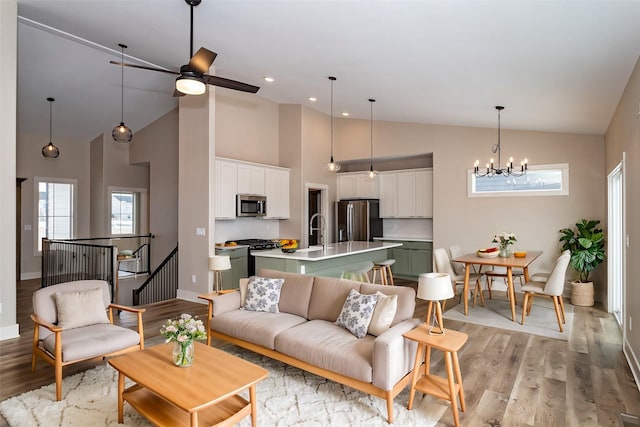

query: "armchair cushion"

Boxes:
[42, 324, 140, 362]
[55, 288, 110, 330]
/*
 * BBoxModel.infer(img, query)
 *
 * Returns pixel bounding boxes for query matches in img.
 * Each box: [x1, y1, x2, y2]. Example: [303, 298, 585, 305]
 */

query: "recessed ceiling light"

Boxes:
[308, 97, 317, 102]
[264, 77, 275, 83]
[341, 112, 349, 117]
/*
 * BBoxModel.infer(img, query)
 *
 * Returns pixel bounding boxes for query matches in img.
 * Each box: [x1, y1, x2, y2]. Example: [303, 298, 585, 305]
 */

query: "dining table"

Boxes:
[452, 251, 542, 321]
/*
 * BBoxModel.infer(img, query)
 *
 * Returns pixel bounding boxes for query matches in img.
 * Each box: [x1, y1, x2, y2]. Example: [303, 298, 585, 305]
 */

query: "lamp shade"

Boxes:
[208, 255, 231, 271]
[417, 273, 454, 301]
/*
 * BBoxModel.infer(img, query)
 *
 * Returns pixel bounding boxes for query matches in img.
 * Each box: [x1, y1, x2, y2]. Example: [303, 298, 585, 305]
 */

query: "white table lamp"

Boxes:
[417, 272, 454, 335]
[209, 255, 231, 293]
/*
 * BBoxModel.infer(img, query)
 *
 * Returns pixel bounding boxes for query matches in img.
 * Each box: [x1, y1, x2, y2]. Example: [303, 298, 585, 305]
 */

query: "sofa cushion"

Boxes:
[258, 269, 314, 318]
[368, 292, 398, 336]
[211, 310, 307, 350]
[335, 289, 379, 338]
[275, 320, 374, 383]
[243, 277, 284, 313]
[42, 324, 140, 362]
[307, 277, 361, 321]
[360, 283, 416, 326]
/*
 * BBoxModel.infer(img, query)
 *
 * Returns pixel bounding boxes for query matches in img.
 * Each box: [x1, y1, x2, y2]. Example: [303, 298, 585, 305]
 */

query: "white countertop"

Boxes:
[373, 237, 433, 242]
[214, 244, 250, 250]
[252, 241, 402, 261]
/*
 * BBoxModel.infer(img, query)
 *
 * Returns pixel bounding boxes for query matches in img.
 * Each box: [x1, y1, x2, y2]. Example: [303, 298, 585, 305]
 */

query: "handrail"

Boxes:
[133, 246, 178, 306]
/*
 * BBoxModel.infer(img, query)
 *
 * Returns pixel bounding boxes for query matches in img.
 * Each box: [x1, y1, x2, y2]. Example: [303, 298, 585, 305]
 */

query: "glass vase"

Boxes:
[499, 247, 511, 258]
[172, 340, 194, 367]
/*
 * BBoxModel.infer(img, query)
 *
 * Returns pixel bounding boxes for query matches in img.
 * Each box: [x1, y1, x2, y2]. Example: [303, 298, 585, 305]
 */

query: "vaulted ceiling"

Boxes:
[16, 0, 640, 144]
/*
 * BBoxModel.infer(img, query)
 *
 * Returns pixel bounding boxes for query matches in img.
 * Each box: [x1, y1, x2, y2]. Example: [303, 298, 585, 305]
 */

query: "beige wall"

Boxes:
[0, 0, 18, 339]
[130, 108, 179, 269]
[279, 105, 303, 239]
[605, 56, 640, 377]
[89, 134, 104, 237]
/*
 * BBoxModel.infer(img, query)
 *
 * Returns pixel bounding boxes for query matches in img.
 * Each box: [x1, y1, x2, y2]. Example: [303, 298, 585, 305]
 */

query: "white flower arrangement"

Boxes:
[492, 232, 517, 249]
[160, 313, 207, 344]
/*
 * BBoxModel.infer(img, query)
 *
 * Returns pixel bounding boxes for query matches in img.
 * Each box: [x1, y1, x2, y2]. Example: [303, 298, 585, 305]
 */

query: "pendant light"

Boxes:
[41, 97, 60, 158]
[474, 106, 527, 177]
[112, 43, 133, 143]
[368, 98, 377, 178]
[325, 76, 341, 172]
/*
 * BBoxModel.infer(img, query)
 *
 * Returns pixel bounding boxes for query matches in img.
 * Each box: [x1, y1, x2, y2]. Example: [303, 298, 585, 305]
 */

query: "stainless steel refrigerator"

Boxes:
[335, 199, 383, 242]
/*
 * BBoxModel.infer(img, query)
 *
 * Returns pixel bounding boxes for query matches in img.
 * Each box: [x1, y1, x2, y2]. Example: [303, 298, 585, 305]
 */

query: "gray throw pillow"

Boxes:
[55, 287, 110, 330]
[336, 288, 379, 338]
[243, 277, 285, 313]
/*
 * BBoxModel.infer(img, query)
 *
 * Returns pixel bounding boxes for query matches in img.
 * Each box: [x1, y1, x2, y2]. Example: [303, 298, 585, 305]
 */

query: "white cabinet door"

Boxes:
[415, 169, 433, 218]
[337, 174, 357, 200]
[396, 172, 417, 217]
[215, 160, 238, 219]
[355, 174, 379, 198]
[264, 168, 290, 219]
[379, 173, 397, 218]
[237, 164, 265, 195]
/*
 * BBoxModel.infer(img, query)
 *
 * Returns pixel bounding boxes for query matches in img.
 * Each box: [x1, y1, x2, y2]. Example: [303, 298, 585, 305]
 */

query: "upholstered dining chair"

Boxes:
[31, 280, 145, 400]
[528, 250, 572, 283]
[433, 248, 484, 307]
[521, 251, 571, 332]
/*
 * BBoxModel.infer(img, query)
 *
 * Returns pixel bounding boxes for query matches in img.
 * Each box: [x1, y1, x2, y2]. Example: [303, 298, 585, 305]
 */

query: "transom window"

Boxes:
[468, 163, 569, 198]
[35, 177, 77, 252]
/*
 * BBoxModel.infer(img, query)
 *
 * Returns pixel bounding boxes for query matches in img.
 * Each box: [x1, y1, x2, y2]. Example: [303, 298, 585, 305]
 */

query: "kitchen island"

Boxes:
[254, 241, 402, 278]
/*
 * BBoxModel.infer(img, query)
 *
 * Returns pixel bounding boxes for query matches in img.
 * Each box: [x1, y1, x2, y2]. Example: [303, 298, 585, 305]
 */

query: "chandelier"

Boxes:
[474, 106, 527, 177]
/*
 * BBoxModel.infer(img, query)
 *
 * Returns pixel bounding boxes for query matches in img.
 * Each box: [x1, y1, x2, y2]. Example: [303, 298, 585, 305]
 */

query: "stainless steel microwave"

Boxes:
[236, 194, 267, 217]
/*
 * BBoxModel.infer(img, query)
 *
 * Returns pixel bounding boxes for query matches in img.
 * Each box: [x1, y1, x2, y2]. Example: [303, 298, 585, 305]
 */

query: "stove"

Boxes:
[226, 239, 279, 275]
[227, 239, 279, 250]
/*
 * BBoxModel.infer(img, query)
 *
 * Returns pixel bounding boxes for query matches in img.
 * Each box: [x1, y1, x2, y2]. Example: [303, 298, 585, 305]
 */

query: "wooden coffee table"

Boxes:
[109, 342, 268, 426]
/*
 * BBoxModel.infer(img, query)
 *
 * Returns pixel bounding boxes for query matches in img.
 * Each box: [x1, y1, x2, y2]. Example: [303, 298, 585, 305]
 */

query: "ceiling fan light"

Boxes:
[176, 76, 206, 95]
[112, 122, 133, 143]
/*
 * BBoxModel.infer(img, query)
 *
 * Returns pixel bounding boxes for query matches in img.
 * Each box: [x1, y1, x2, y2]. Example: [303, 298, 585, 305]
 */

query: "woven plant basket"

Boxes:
[571, 281, 594, 306]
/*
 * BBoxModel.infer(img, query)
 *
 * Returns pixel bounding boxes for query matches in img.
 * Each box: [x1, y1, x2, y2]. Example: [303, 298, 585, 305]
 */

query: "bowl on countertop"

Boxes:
[279, 239, 299, 253]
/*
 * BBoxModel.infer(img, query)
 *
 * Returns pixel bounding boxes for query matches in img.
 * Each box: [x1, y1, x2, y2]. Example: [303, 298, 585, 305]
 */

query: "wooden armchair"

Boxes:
[31, 280, 145, 400]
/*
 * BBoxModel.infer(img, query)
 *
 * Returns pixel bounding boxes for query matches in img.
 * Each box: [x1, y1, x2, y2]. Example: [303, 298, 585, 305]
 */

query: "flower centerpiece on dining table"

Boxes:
[492, 232, 517, 257]
[160, 313, 207, 367]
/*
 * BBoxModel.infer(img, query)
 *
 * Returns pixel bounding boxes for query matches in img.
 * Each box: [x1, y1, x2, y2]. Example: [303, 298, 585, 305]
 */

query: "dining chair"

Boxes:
[521, 251, 571, 332]
[529, 250, 571, 283]
[484, 266, 524, 301]
[433, 248, 484, 307]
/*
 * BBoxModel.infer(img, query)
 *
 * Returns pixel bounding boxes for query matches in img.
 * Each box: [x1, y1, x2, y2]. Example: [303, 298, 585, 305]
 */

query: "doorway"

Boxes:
[308, 190, 321, 246]
[607, 155, 625, 327]
[304, 183, 329, 248]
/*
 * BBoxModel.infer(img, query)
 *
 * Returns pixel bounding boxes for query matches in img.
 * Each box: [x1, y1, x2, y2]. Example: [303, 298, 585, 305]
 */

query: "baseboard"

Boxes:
[624, 336, 640, 393]
[0, 323, 20, 341]
[20, 271, 40, 281]
[176, 289, 207, 304]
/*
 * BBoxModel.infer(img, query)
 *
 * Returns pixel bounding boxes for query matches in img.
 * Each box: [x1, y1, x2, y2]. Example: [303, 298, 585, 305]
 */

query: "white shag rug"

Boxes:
[443, 291, 573, 341]
[1, 345, 449, 427]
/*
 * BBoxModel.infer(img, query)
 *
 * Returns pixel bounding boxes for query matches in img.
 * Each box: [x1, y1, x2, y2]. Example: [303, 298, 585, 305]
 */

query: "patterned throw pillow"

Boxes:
[335, 289, 379, 338]
[243, 277, 285, 313]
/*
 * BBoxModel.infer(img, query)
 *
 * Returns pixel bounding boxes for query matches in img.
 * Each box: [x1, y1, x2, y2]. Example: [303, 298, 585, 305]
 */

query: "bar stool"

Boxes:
[371, 259, 396, 285]
[341, 261, 374, 283]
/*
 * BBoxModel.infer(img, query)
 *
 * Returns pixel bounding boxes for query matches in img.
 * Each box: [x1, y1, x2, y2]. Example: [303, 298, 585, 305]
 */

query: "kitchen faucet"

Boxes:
[309, 213, 327, 251]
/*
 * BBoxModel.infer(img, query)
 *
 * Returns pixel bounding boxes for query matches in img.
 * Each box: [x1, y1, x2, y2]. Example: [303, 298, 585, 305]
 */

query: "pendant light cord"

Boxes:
[49, 98, 53, 141]
[369, 99, 375, 170]
[330, 76, 335, 160]
[119, 44, 126, 124]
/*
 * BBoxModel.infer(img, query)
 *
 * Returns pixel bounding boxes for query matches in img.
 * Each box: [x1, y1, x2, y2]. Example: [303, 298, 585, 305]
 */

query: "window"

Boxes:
[111, 191, 137, 235]
[468, 163, 569, 198]
[35, 177, 77, 252]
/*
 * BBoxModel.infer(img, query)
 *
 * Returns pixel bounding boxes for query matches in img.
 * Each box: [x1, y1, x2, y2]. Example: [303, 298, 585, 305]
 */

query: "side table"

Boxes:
[403, 325, 468, 427]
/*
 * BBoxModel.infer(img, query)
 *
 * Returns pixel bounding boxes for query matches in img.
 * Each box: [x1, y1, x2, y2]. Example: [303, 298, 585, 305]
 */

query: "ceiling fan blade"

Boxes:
[110, 61, 179, 76]
[188, 47, 217, 74]
[202, 74, 260, 93]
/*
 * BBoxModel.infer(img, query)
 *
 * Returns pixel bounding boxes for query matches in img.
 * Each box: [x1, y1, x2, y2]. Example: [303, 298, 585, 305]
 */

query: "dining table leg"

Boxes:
[463, 264, 470, 315]
[507, 267, 516, 321]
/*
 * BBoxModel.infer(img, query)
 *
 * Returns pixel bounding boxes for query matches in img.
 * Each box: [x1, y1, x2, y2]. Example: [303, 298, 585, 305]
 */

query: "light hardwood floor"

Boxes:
[1, 279, 638, 426]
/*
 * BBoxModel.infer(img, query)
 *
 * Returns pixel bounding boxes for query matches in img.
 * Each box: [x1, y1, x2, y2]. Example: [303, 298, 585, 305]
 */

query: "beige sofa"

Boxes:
[199, 269, 420, 423]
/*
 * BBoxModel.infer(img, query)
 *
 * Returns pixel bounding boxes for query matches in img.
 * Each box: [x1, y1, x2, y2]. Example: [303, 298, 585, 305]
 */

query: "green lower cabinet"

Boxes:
[215, 246, 248, 290]
[388, 241, 432, 280]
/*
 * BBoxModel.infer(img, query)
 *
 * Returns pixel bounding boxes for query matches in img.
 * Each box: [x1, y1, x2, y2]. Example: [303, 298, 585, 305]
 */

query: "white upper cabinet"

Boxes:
[264, 167, 290, 219]
[378, 168, 433, 218]
[337, 172, 379, 200]
[237, 163, 265, 196]
[215, 159, 238, 220]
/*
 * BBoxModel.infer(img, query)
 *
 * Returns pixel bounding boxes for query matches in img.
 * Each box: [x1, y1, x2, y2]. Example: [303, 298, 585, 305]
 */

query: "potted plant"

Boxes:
[559, 219, 606, 306]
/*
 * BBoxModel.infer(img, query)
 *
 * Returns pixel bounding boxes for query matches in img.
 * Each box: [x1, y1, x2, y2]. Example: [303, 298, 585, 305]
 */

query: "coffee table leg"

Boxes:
[117, 372, 124, 423]
[190, 412, 198, 427]
[250, 384, 257, 427]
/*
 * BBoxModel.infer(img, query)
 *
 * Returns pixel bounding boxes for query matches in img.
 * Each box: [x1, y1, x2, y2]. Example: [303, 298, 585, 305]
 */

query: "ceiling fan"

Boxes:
[110, 0, 259, 96]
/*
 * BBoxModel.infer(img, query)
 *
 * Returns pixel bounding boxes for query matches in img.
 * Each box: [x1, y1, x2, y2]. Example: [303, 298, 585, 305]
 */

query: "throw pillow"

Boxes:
[368, 292, 398, 336]
[239, 278, 250, 307]
[335, 288, 379, 338]
[243, 277, 285, 313]
[55, 288, 110, 330]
